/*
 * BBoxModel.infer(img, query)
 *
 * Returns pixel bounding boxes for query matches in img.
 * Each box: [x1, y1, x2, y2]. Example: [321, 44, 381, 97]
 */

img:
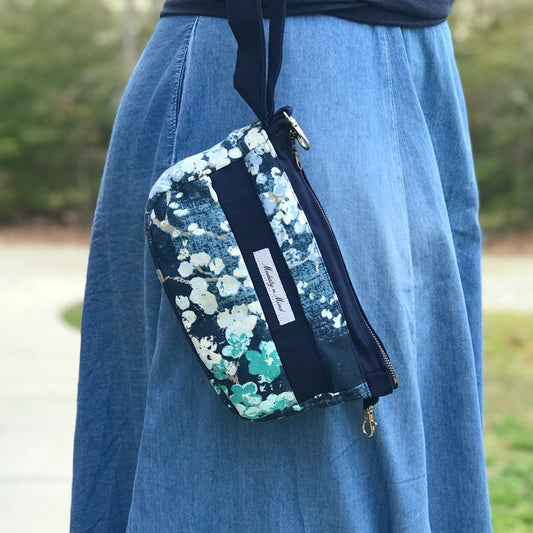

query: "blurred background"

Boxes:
[0, 0, 531, 531]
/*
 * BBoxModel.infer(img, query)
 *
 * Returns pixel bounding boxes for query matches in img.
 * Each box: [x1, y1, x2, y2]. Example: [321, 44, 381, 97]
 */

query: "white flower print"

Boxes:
[307, 239, 320, 261]
[181, 153, 208, 174]
[200, 175, 218, 203]
[226, 128, 245, 146]
[294, 210, 308, 234]
[243, 127, 266, 150]
[260, 193, 277, 215]
[296, 280, 308, 292]
[206, 146, 230, 170]
[219, 221, 230, 232]
[277, 197, 299, 226]
[209, 257, 225, 275]
[168, 203, 189, 217]
[190, 276, 208, 292]
[216, 275, 241, 297]
[247, 300, 264, 316]
[217, 303, 257, 336]
[182, 310, 197, 331]
[149, 173, 173, 198]
[272, 177, 289, 197]
[256, 172, 268, 185]
[189, 277, 218, 315]
[187, 223, 205, 236]
[321, 308, 333, 320]
[191, 335, 221, 369]
[271, 218, 288, 244]
[226, 361, 238, 377]
[178, 261, 194, 278]
[271, 166, 282, 179]
[177, 248, 189, 260]
[245, 150, 262, 175]
[190, 252, 211, 267]
[175, 295, 190, 310]
[232, 257, 249, 278]
[333, 314, 343, 328]
[228, 147, 242, 159]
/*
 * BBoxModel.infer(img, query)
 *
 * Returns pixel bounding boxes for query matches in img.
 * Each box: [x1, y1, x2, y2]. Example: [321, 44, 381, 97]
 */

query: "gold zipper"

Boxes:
[284, 112, 397, 436]
[362, 405, 377, 437]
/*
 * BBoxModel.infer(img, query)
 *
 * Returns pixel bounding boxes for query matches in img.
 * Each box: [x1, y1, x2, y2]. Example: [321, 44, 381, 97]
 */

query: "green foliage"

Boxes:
[451, 1, 533, 232]
[0, 0, 126, 223]
[0, 0, 531, 232]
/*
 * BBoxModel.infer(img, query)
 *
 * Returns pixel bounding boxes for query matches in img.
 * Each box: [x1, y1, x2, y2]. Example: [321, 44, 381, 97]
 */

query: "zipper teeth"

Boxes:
[288, 130, 398, 388]
[308, 176, 398, 386]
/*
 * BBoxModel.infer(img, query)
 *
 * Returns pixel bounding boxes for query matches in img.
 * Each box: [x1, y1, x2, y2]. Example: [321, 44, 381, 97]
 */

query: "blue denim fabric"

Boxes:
[70, 15, 492, 533]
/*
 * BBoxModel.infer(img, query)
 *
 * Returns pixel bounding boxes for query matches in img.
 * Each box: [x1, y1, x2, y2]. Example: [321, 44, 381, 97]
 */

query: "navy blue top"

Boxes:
[161, 0, 454, 27]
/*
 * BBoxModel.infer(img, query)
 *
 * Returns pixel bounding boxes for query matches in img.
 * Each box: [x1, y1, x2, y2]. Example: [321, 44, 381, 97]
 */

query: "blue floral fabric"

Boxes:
[146, 122, 370, 420]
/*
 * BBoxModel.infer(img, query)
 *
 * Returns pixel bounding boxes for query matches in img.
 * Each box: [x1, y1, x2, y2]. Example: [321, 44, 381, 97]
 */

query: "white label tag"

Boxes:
[253, 247, 295, 326]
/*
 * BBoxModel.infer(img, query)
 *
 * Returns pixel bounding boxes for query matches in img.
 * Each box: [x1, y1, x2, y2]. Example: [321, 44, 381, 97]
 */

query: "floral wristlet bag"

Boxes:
[145, 0, 397, 436]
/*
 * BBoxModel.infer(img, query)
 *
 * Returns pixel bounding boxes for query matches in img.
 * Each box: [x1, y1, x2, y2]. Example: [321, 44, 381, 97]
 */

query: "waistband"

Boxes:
[161, 0, 453, 28]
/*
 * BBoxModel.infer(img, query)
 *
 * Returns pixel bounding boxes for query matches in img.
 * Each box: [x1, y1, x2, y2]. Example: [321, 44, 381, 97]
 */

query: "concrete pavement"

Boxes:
[0, 244, 88, 533]
[482, 254, 533, 312]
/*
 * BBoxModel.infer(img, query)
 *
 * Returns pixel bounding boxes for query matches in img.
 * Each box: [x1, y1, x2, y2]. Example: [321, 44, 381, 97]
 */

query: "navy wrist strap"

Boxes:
[227, 0, 287, 123]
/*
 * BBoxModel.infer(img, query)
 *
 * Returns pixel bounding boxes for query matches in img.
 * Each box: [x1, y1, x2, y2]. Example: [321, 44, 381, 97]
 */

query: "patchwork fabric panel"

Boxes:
[146, 121, 370, 421]
[242, 135, 367, 392]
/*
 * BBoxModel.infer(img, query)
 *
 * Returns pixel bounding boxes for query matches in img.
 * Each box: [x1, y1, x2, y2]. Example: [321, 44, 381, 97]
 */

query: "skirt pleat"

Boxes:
[70, 15, 492, 533]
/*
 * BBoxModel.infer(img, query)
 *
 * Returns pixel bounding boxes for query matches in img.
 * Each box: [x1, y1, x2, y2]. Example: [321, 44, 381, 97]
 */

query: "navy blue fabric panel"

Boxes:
[266, 112, 395, 397]
[265, 0, 286, 119]
[319, 333, 365, 392]
[227, 0, 268, 121]
[161, 0, 453, 28]
[211, 158, 333, 402]
[227, 0, 286, 122]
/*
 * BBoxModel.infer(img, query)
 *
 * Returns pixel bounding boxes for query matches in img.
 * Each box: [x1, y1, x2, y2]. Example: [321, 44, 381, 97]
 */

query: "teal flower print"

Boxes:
[259, 392, 295, 415]
[234, 403, 263, 420]
[212, 360, 229, 381]
[233, 391, 296, 419]
[229, 382, 262, 407]
[210, 380, 229, 397]
[212, 358, 237, 381]
[222, 330, 251, 359]
[245, 341, 281, 383]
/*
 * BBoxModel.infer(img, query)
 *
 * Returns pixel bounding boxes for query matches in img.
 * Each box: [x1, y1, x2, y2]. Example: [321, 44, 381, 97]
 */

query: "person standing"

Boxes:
[70, 1, 492, 531]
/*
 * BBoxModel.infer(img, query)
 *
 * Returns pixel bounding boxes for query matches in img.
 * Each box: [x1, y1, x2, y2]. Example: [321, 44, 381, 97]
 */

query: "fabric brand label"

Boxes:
[253, 248, 295, 326]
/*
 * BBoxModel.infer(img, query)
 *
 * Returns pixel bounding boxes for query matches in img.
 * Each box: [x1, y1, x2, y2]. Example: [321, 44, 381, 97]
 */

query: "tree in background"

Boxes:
[0, 0, 131, 224]
[0, 0, 531, 232]
[452, 0, 533, 232]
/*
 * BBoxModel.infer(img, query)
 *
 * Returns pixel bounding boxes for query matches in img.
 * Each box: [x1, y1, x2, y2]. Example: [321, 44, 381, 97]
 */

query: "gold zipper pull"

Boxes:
[288, 128, 303, 170]
[362, 405, 377, 437]
[283, 111, 311, 150]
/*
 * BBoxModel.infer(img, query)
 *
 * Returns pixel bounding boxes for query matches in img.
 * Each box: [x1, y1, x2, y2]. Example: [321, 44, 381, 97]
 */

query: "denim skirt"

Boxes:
[70, 14, 492, 533]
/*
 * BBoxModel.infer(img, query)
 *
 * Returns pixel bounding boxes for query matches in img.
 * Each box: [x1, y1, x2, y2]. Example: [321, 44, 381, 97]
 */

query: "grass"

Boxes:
[483, 312, 533, 531]
[61, 304, 533, 528]
[62, 303, 83, 329]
